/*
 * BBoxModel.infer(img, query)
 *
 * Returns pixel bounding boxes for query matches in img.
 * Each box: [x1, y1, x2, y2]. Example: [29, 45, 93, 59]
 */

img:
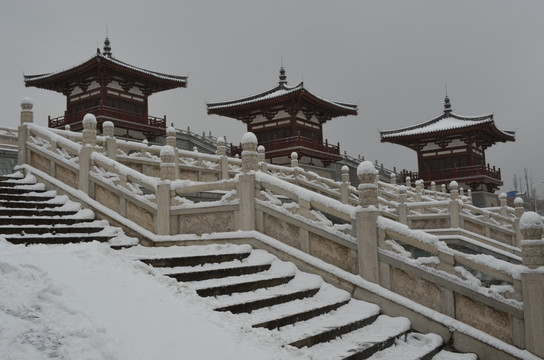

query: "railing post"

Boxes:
[398, 185, 408, 225]
[217, 137, 229, 180]
[356, 161, 380, 283]
[441, 184, 447, 193]
[78, 114, 97, 195]
[257, 145, 267, 173]
[160, 145, 178, 181]
[340, 165, 350, 204]
[405, 176, 411, 188]
[467, 189, 472, 205]
[238, 132, 257, 231]
[520, 212, 544, 357]
[140, 140, 148, 157]
[291, 151, 298, 168]
[449, 181, 460, 228]
[499, 192, 508, 217]
[103, 121, 117, 160]
[18, 98, 33, 166]
[389, 172, 396, 185]
[20, 97, 33, 124]
[514, 197, 525, 247]
[415, 179, 422, 202]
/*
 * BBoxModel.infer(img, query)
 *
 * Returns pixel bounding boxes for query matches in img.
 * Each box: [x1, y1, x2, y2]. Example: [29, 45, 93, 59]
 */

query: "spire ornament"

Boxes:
[103, 37, 112, 58]
[279, 66, 287, 86]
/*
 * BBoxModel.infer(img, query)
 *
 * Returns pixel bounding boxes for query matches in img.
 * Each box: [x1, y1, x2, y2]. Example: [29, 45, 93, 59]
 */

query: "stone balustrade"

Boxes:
[17, 101, 544, 358]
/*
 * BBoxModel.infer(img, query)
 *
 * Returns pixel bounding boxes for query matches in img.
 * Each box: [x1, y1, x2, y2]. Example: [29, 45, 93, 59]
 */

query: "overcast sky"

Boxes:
[1, 0, 543, 195]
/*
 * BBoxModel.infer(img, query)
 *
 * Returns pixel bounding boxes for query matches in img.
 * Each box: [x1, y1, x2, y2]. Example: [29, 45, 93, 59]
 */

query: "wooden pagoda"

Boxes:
[207, 67, 357, 167]
[24, 37, 187, 140]
[380, 96, 515, 192]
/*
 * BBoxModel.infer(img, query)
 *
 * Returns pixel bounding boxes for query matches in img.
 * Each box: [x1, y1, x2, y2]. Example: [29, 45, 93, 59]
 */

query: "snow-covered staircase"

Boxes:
[121, 243, 476, 360]
[0, 172, 135, 247]
[0, 171, 477, 358]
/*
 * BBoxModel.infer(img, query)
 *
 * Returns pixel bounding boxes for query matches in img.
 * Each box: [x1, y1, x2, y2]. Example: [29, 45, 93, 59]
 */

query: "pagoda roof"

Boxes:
[24, 38, 187, 94]
[380, 96, 515, 144]
[207, 67, 357, 119]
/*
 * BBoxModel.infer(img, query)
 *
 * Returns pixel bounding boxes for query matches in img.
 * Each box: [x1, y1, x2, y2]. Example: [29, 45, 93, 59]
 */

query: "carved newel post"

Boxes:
[20, 97, 33, 124]
[356, 161, 380, 283]
[160, 145, 178, 181]
[514, 197, 525, 246]
[398, 185, 408, 225]
[389, 172, 396, 186]
[239, 132, 258, 230]
[291, 151, 299, 167]
[415, 180, 423, 202]
[241, 132, 258, 172]
[257, 145, 267, 172]
[499, 192, 508, 217]
[82, 114, 97, 146]
[448, 181, 460, 228]
[18, 98, 33, 165]
[217, 137, 229, 180]
[102, 121, 117, 160]
[78, 114, 97, 195]
[519, 211, 544, 357]
[340, 165, 350, 204]
[155, 145, 177, 236]
[405, 176, 411, 188]
[166, 126, 176, 147]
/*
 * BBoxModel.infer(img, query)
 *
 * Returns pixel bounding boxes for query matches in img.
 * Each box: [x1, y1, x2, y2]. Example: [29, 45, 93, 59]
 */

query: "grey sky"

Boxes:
[1, 0, 542, 195]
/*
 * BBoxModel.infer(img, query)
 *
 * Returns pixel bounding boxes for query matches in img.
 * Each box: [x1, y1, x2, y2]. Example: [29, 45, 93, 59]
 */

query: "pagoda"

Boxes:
[380, 96, 515, 193]
[207, 67, 357, 167]
[24, 37, 187, 140]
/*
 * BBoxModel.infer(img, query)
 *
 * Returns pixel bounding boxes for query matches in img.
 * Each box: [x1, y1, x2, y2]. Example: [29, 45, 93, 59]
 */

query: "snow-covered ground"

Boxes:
[0, 239, 304, 360]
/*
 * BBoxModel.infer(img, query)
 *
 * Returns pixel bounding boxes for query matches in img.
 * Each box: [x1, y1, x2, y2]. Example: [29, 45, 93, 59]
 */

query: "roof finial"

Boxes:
[103, 35, 112, 58]
[444, 93, 452, 114]
[279, 62, 287, 86]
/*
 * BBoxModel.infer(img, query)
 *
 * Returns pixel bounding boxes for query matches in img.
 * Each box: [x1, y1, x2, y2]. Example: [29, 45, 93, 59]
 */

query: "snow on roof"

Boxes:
[381, 111, 515, 141]
[24, 52, 187, 85]
[207, 81, 357, 113]
[381, 113, 494, 138]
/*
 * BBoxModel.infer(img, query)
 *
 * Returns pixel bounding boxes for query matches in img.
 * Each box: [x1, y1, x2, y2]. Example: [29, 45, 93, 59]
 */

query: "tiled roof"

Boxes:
[380, 98, 515, 142]
[207, 82, 357, 113]
[24, 53, 187, 85]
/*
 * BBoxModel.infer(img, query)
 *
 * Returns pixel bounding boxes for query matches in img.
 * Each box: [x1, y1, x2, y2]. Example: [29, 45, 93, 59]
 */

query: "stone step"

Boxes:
[196, 275, 295, 297]
[0, 181, 36, 187]
[0, 225, 104, 235]
[0, 209, 79, 217]
[166, 263, 272, 282]
[139, 251, 252, 268]
[304, 315, 411, 359]
[0, 200, 64, 209]
[366, 332, 443, 360]
[0, 174, 24, 181]
[0, 217, 95, 226]
[215, 287, 320, 314]
[248, 284, 352, 329]
[275, 299, 381, 348]
[252, 299, 350, 330]
[0, 194, 56, 202]
[4, 234, 114, 245]
[0, 187, 47, 195]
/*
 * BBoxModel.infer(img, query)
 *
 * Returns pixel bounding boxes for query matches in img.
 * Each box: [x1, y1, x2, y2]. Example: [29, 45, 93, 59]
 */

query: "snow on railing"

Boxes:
[41, 123, 525, 240]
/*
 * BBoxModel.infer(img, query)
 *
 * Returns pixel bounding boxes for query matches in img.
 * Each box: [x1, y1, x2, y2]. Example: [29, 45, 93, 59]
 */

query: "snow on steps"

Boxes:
[0, 173, 137, 247]
[121, 243, 477, 359]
